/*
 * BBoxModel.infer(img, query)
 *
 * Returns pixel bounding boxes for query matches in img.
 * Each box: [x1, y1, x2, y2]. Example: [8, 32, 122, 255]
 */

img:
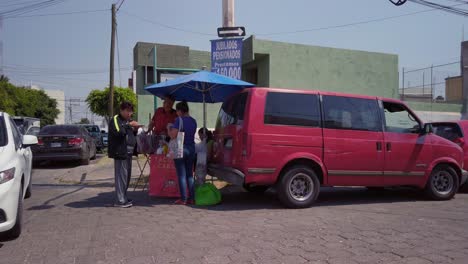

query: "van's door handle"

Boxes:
[386, 142, 392, 151]
[376, 142, 382, 151]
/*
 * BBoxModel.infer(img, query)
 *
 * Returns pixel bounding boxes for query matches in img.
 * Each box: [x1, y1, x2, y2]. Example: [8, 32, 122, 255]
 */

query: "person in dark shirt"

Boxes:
[108, 101, 139, 208]
[168, 101, 197, 205]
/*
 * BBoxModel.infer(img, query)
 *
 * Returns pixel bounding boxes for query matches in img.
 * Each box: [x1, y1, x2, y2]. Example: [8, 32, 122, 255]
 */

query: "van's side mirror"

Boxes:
[421, 123, 433, 135]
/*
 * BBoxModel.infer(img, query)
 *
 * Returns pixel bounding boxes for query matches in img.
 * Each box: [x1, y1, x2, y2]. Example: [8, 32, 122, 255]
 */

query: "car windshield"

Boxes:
[0, 116, 7, 147]
[40, 125, 81, 135]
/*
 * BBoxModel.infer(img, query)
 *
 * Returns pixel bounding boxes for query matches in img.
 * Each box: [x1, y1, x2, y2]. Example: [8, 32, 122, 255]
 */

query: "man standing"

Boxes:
[108, 101, 139, 208]
[147, 95, 177, 136]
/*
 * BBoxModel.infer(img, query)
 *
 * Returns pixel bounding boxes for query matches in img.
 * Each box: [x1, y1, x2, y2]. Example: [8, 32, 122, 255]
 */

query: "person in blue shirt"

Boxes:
[169, 101, 197, 205]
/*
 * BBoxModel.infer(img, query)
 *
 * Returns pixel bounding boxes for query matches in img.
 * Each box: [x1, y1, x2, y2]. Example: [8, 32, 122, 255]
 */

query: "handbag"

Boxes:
[168, 117, 185, 159]
[195, 182, 222, 206]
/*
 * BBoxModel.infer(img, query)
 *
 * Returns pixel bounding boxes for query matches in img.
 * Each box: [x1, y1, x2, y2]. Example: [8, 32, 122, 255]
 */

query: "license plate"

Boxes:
[51, 142, 62, 148]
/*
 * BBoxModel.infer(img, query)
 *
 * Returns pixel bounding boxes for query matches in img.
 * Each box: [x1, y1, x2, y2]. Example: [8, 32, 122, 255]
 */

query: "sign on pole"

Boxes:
[217, 26, 245, 38]
[211, 38, 243, 79]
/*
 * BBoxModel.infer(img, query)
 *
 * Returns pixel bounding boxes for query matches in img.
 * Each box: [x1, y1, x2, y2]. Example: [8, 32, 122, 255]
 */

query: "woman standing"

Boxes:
[169, 101, 197, 205]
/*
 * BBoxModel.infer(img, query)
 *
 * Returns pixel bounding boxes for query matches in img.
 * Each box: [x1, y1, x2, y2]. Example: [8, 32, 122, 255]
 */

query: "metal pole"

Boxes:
[109, 4, 116, 119]
[422, 71, 425, 96]
[222, 0, 235, 27]
[402, 67, 405, 100]
[431, 65, 434, 101]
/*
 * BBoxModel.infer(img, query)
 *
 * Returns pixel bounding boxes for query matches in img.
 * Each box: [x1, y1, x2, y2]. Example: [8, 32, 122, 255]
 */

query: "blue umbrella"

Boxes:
[145, 70, 254, 127]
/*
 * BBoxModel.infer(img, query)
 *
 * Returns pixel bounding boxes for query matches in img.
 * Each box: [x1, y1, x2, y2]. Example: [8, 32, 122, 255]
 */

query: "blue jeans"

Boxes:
[174, 145, 196, 201]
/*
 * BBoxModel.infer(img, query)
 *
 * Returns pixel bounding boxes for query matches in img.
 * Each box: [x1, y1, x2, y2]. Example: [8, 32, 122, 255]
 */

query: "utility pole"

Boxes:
[222, 0, 235, 27]
[109, 4, 116, 119]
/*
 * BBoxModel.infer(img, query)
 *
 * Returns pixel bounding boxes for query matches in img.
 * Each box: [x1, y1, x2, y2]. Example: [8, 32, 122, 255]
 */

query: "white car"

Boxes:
[0, 112, 37, 239]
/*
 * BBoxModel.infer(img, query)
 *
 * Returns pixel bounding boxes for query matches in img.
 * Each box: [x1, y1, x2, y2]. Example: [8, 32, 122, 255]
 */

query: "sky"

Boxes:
[2, 0, 468, 101]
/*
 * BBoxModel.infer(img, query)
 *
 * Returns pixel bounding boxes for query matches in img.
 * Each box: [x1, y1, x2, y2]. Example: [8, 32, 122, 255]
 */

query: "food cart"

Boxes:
[143, 71, 253, 198]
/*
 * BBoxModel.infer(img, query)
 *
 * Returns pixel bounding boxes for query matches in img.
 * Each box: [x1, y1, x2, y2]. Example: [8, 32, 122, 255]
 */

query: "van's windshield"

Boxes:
[216, 92, 248, 129]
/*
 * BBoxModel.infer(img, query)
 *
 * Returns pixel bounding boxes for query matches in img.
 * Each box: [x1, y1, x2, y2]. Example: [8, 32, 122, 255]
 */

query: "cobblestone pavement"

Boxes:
[1, 161, 468, 264]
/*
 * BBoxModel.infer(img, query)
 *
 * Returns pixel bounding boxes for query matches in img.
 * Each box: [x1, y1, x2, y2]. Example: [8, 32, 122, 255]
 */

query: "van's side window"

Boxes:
[323, 96, 382, 132]
[383, 102, 420, 133]
[216, 92, 248, 128]
[264, 92, 321, 127]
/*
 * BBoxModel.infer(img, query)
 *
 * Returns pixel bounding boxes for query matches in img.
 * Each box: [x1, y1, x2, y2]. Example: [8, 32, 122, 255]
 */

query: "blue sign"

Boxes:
[211, 38, 243, 80]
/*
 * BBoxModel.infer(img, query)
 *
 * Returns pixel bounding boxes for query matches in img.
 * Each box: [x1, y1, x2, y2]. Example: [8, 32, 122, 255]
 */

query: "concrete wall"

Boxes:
[251, 37, 399, 98]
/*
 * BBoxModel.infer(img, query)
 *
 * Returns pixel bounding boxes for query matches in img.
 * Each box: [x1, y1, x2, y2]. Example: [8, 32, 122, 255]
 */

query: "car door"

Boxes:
[9, 118, 29, 190]
[322, 95, 385, 186]
[381, 100, 432, 186]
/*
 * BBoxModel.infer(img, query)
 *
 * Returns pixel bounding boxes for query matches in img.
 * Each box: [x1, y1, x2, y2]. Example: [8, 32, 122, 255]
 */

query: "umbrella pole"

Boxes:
[203, 92, 207, 131]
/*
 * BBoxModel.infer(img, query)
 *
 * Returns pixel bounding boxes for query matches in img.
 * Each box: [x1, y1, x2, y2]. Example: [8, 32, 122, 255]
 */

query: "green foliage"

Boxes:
[0, 78, 59, 126]
[86, 87, 137, 120]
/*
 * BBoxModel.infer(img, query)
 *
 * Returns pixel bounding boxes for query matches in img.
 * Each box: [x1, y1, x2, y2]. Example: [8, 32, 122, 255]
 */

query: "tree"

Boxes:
[86, 87, 137, 121]
[77, 118, 90, 124]
[0, 77, 59, 126]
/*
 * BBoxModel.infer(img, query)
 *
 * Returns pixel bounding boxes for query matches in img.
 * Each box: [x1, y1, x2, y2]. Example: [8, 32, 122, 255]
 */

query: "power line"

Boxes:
[3, 9, 108, 19]
[256, 3, 467, 36]
[116, 0, 126, 12]
[407, 0, 468, 16]
[0, 0, 68, 18]
[120, 10, 215, 36]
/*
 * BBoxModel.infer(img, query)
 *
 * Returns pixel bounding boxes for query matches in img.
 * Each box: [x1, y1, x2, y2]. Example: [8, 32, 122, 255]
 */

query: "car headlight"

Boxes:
[0, 168, 16, 184]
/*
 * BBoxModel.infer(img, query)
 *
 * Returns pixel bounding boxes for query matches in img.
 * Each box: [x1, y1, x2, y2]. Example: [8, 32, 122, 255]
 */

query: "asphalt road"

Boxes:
[1, 158, 467, 264]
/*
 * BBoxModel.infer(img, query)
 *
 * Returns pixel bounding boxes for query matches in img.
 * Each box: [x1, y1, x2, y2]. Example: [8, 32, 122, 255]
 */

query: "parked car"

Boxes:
[209, 88, 466, 208]
[81, 125, 103, 152]
[32, 125, 96, 165]
[430, 120, 468, 192]
[0, 112, 37, 239]
[101, 130, 108, 148]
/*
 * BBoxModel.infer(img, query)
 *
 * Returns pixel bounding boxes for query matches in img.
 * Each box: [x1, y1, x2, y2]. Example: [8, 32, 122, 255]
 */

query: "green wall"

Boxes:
[252, 38, 399, 98]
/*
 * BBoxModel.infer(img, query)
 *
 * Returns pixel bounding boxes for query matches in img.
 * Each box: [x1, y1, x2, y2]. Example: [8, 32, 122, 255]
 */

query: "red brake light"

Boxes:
[68, 138, 84, 145]
[37, 138, 44, 146]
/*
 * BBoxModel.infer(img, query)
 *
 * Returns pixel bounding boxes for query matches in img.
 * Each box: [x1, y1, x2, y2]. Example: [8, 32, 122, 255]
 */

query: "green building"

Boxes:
[133, 36, 460, 127]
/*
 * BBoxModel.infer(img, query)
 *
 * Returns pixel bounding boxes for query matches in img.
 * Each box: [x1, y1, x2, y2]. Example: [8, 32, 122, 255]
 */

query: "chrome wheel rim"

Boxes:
[432, 171, 454, 195]
[288, 173, 314, 202]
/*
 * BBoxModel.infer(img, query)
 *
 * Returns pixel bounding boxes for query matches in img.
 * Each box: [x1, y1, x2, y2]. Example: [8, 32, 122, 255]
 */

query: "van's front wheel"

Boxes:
[278, 165, 320, 208]
[425, 165, 459, 200]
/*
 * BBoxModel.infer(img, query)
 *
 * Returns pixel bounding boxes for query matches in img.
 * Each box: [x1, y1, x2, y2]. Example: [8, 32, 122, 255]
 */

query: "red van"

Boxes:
[209, 88, 466, 208]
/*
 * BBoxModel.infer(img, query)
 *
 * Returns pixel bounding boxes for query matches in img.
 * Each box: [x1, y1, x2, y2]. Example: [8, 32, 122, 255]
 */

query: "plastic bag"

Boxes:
[137, 133, 156, 154]
[195, 183, 221, 206]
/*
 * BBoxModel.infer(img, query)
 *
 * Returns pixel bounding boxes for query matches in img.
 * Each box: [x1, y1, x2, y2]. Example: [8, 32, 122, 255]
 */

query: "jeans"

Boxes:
[174, 145, 196, 201]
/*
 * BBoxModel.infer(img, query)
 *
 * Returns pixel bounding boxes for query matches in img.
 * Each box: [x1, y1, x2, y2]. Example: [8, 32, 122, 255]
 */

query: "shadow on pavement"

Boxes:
[64, 190, 174, 208]
[33, 155, 105, 169]
[197, 186, 426, 211]
[61, 186, 426, 211]
[28, 186, 86, 211]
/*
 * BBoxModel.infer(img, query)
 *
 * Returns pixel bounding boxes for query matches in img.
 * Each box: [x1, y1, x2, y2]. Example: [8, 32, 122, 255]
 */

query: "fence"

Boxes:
[401, 61, 461, 103]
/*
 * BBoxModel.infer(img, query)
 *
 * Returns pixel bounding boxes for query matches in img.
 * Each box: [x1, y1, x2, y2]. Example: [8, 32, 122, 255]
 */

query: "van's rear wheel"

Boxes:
[425, 165, 459, 200]
[277, 165, 320, 208]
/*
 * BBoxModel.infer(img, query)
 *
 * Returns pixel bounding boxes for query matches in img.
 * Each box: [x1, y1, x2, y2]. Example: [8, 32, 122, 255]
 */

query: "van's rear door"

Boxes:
[212, 91, 249, 169]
